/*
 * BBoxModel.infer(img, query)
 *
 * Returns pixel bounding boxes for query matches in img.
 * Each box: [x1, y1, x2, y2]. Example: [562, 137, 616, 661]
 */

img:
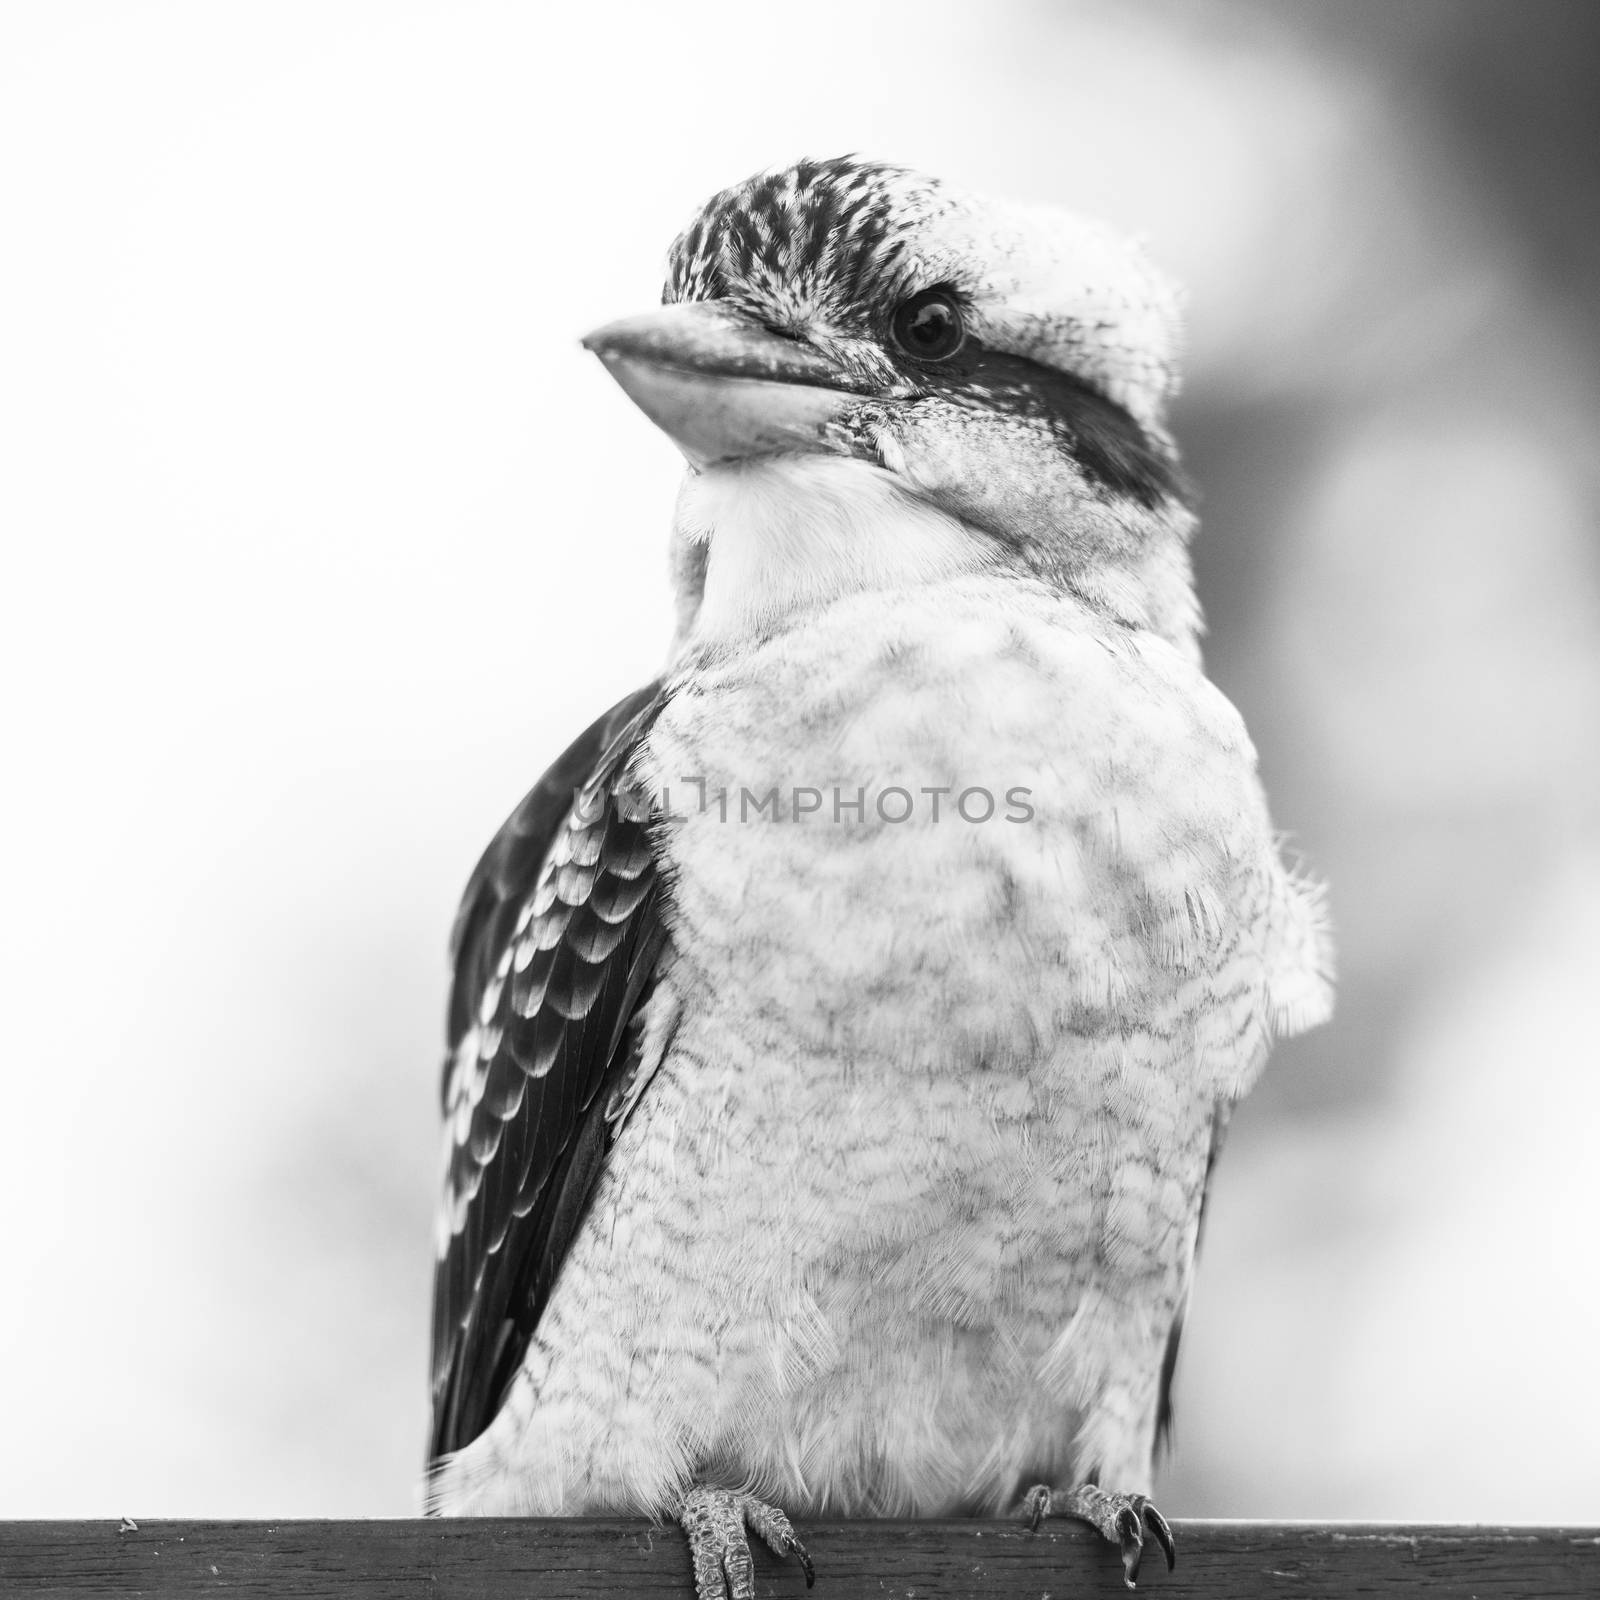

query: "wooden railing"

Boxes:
[2, 1518, 1595, 1596]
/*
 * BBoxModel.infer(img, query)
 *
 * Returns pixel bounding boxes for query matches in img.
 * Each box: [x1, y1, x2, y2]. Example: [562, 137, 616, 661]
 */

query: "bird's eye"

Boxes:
[889, 288, 966, 362]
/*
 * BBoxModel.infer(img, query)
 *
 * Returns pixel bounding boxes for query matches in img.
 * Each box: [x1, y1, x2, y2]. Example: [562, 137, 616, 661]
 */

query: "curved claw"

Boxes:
[1116, 1504, 1145, 1587]
[1030, 1484, 1176, 1588]
[793, 1540, 816, 1589]
[1144, 1501, 1176, 1572]
[1116, 1496, 1176, 1588]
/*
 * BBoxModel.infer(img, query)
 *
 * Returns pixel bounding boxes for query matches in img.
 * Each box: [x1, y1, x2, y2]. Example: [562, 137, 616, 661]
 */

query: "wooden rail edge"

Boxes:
[1, 1518, 1596, 1597]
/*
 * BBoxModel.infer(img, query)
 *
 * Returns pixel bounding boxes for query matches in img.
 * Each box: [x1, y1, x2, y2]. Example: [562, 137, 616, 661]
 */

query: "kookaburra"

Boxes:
[426, 157, 1332, 1596]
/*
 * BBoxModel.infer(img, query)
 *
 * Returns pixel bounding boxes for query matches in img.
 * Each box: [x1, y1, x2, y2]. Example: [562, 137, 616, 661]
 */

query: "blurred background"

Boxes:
[2, 0, 1597, 1522]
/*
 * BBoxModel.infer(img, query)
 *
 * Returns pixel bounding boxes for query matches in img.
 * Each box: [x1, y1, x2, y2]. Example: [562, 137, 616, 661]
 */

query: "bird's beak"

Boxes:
[582, 303, 870, 468]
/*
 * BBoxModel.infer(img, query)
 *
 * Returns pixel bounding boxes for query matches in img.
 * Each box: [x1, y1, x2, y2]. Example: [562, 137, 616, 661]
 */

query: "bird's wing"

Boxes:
[429, 680, 669, 1463]
[1154, 1101, 1231, 1455]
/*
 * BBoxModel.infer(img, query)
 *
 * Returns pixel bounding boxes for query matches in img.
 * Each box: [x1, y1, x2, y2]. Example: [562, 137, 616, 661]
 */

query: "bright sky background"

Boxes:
[3, 1, 1597, 1522]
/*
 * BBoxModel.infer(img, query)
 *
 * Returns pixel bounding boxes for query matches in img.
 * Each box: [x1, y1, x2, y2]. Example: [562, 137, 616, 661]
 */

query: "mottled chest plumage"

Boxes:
[430, 571, 1326, 1521]
[645, 572, 1288, 1080]
[508, 577, 1309, 1513]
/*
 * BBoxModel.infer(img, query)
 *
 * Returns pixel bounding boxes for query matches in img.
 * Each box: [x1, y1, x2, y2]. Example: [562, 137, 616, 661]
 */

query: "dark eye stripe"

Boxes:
[915, 344, 1190, 511]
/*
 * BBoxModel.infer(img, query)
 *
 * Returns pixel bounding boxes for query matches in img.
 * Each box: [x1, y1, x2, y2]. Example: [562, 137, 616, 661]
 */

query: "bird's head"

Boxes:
[584, 157, 1199, 653]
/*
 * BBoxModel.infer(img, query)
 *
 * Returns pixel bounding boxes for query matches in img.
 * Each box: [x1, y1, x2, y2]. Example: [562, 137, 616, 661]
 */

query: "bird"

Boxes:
[424, 155, 1333, 1598]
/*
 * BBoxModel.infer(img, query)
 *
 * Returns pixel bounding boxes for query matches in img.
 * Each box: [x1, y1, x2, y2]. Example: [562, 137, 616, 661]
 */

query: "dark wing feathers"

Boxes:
[429, 681, 669, 1464]
[1155, 1100, 1231, 1455]
[444, 681, 663, 1060]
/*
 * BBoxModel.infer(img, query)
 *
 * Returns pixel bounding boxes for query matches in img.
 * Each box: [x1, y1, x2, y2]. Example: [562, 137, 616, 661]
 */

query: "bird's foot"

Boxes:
[1022, 1482, 1175, 1589]
[678, 1483, 814, 1600]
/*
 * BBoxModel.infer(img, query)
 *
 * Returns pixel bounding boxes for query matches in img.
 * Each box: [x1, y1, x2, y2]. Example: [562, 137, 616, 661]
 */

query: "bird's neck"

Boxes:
[669, 457, 991, 648]
[664, 456, 1204, 667]
[1062, 518, 1205, 667]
